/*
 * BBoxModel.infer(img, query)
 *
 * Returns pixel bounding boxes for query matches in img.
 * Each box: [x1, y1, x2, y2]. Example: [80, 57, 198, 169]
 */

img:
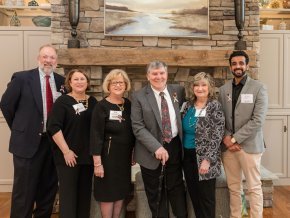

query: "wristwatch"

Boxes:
[231, 137, 236, 144]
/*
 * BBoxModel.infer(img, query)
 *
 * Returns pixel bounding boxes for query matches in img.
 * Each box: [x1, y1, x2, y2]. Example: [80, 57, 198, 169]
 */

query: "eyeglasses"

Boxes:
[110, 81, 125, 86]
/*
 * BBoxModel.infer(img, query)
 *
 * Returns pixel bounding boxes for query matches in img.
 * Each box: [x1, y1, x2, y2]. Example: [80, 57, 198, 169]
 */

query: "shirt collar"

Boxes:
[232, 75, 247, 86]
[38, 67, 54, 80]
[151, 85, 169, 97]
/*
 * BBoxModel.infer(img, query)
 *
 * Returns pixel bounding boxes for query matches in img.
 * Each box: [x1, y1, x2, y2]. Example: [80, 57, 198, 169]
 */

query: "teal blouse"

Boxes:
[182, 106, 197, 149]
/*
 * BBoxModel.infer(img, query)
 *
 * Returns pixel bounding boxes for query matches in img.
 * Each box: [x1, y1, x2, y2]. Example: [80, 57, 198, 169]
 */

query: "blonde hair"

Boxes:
[186, 72, 216, 103]
[102, 69, 131, 93]
[65, 69, 90, 92]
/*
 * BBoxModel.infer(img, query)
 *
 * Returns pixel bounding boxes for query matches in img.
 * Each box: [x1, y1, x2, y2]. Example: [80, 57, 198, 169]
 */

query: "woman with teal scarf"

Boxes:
[182, 72, 225, 218]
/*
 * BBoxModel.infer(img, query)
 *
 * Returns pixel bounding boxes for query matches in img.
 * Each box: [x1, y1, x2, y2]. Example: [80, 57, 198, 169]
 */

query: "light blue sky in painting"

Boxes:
[106, 0, 207, 12]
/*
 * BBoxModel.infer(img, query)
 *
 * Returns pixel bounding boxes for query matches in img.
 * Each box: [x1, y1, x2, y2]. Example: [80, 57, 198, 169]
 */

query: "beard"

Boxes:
[39, 63, 55, 75]
[231, 69, 246, 78]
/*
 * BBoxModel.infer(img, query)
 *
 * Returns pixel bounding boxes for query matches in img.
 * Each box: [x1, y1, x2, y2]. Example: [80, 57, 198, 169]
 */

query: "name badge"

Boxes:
[241, 94, 253, 103]
[73, 103, 86, 115]
[195, 108, 206, 117]
[109, 110, 122, 120]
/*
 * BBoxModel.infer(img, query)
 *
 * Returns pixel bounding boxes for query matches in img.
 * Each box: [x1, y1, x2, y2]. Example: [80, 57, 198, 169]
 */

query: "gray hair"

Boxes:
[39, 44, 57, 57]
[146, 60, 168, 74]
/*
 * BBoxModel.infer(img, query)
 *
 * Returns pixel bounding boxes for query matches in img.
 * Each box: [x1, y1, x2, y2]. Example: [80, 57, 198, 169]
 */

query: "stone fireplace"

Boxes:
[49, 0, 278, 209]
[50, 0, 260, 99]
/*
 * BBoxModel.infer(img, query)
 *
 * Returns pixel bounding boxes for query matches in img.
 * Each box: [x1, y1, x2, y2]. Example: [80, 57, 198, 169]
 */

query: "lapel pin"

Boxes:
[173, 92, 178, 103]
[227, 93, 232, 102]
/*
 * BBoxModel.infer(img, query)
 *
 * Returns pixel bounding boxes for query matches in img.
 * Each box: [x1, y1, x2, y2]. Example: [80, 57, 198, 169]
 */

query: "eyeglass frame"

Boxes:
[110, 81, 125, 86]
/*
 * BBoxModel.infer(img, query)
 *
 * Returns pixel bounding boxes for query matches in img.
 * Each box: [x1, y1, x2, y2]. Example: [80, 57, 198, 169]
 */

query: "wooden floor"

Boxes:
[0, 186, 290, 217]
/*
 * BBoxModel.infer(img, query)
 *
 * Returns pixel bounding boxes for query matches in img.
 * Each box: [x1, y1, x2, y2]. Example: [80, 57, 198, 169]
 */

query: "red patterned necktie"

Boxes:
[160, 92, 172, 143]
[45, 75, 53, 116]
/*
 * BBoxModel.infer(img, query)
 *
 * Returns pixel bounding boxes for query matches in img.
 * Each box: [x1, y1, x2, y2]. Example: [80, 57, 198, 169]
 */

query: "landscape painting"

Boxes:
[104, 0, 209, 37]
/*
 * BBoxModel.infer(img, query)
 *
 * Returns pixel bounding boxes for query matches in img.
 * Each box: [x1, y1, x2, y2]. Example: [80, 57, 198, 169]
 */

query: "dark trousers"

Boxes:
[56, 164, 93, 218]
[183, 148, 216, 218]
[141, 136, 187, 218]
[11, 136, 58, 218]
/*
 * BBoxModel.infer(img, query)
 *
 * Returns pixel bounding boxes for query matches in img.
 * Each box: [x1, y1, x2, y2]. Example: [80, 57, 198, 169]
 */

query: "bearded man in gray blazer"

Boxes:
[131, 61, 187, 218]
[218, 51, 268, 218]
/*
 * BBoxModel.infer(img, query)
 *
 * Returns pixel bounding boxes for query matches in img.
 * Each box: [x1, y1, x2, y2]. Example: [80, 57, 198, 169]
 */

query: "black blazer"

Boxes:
[0, 68, 65, 158]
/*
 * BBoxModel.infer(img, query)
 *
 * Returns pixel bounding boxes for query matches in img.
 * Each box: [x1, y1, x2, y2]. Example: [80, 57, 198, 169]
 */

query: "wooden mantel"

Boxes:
[57, 48, 257, 67]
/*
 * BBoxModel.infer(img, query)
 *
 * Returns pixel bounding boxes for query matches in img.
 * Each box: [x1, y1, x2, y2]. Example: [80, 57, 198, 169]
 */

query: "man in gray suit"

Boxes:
[131, 61, 187, 218]
[219, 51, 268, 218]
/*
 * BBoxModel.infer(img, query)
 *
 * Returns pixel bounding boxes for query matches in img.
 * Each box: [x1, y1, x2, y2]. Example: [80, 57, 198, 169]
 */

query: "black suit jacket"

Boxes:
[0, 68, 65, 158]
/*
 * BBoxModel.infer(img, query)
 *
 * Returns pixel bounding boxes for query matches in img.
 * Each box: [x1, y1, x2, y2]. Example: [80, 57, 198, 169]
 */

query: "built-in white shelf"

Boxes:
[0, 5, 51, 16]
[0, 5, 50, 9]
[260, 8, 290, 19]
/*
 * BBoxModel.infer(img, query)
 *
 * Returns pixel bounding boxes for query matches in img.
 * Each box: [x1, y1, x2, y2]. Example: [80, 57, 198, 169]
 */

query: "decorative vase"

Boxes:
[15, 0, 24, 6]
[68, 0, 80, 48]
[279, 19, 287, 30]
[28, 0, 38, 6]
[10, 10, 21, 26]
[283, 0, 290, 8]
[4, 0, 14, 6]
[259, 0, 270, 8]
[270, 0, 281, 8]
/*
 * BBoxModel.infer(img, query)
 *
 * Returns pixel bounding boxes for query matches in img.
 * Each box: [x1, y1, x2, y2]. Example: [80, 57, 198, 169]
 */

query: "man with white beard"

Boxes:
[0, 44, 65, 218]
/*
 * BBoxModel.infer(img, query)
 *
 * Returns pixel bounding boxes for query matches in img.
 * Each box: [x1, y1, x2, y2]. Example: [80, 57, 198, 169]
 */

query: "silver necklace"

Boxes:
[116, 102, 124, 111]
[188, 106, 206, 127]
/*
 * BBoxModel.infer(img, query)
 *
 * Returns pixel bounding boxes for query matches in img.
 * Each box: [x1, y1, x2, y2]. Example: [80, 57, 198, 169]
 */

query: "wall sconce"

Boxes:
[68, 0, 80, 48]
[234, 0, 246, 50]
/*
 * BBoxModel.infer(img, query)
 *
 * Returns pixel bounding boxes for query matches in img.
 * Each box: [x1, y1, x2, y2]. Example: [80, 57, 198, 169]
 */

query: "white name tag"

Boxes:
[241, 94, 253, 103]
[109, 110, 122, 120]
[73, 103, 86, 114]
[195, 108, 206, 117]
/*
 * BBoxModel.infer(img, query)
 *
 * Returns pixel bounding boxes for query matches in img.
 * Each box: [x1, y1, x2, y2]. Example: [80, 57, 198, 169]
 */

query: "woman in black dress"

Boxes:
[90, 69, 135, 218]
[47, 69, 97, 218]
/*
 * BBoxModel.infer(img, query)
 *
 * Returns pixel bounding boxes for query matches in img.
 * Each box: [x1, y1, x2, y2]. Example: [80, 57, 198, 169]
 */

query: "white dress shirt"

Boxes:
[151, 86, 178, 138]
[39, 68, 59, 131]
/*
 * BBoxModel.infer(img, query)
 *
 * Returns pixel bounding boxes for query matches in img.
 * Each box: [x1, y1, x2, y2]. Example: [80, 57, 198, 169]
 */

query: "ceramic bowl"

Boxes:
[32, 16, 51, 27]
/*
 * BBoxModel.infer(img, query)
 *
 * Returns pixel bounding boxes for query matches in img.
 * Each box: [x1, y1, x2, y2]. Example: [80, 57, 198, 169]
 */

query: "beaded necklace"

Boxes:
[188, 106, 206, 127]
[78, 98, 88, 109]
[70, 93, 88, 109]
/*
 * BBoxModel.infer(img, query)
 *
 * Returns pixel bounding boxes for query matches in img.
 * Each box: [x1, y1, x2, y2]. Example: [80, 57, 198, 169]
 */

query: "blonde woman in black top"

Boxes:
[47, 69, 97, 218]
[90, 69, 135, 218]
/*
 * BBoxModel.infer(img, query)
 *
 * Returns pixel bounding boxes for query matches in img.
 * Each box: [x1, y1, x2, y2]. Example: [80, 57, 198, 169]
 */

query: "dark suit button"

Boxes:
[39, 133, 42, 136]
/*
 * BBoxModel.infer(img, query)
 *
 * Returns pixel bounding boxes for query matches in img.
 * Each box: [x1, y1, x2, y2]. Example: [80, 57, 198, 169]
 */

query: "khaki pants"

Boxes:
[222, 149, 263, 218]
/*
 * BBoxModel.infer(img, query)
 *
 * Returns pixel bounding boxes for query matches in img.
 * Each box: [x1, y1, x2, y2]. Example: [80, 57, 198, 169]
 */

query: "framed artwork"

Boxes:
[104, 0, 209, 38]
